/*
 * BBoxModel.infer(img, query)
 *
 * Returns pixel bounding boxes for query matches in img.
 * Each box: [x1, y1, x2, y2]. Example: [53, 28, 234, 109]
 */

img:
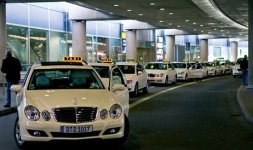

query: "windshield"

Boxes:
[28, 68, 104, 90]
[92, 66, 110, 78]
[118, 65, 135, 74]
[206, 62, 215, 67]
[145, 63, 167, 70]
[172, 63, 186, 69]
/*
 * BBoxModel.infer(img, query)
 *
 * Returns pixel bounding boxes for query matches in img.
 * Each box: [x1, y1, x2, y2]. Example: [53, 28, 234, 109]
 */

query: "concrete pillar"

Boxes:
[126, 30, 137, 60]
[200, 39, 208, 62]
[165, 35, 175, 61]
[231, 41, 238, 62]
[0, 3, 6, 62]
[248, 0, 253, 90]
[72, 20, 87, 61]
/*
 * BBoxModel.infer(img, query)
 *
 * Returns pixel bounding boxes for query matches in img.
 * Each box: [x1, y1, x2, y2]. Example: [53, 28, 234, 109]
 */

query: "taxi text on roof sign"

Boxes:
[126, 58, 136, 62]
[163, 60, 170, 63]
[101, 58, 113, 63]
[63, 56, 82, 62]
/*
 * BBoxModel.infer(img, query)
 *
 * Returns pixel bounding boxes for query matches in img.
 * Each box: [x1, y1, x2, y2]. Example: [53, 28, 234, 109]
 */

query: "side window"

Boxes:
[137, 64, 144, 72]
[168, 64, 174, 70]
[112, 68, 124, 86]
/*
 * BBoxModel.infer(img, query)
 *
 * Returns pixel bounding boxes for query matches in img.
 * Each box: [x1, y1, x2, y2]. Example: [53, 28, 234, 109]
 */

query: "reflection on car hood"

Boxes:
[25, 90, 115, 109]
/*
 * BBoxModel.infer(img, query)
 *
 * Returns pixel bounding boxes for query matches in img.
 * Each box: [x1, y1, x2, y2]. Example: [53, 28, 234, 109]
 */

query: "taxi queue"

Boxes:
[10, 56, 234, 148]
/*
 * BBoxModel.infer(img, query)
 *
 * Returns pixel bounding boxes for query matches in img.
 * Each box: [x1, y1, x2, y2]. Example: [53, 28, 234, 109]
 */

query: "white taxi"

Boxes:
[187, 62, 208, 79]
[171, 61, 191, 81]
[11, 57, 129, 148]
[145, 61, 177, 85]
[116, 60, 148, 97]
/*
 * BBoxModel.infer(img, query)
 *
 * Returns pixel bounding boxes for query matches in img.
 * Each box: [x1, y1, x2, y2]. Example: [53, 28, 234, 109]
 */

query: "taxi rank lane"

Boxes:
[1, 76, 253, 150]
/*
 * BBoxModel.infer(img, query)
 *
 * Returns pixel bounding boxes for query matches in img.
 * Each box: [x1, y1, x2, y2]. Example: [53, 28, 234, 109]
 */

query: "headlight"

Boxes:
[160, 73, 164, 77]
[24, 105, 40, 121]
[42, 110, 51, 121]
[109, 104, 122, 119]
[178, 71, 184, 75]
[100, 109, 108, 120]
[127, 80, 132, 84]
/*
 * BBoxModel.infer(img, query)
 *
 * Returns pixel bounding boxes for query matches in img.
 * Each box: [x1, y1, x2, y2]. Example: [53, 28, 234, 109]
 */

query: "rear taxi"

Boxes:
[116, 59, 148, 97]
[145, 61, 177, 85]
[187, 62, 208, 79]
[11, 57, 129, 148]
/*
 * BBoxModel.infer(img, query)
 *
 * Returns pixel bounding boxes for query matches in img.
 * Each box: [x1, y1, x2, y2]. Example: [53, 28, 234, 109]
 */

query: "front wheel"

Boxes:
[143, 82, 149, 94]
[14, 117, 30, 149]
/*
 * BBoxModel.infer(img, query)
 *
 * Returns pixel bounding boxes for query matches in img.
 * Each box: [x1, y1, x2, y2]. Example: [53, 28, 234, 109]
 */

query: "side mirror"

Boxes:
[137, 71, 143, 75]
[10, 84, 22, 93]
[112, 83, 125, 92]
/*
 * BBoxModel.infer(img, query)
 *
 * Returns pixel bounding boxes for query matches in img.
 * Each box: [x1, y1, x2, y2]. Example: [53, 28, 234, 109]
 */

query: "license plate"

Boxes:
[60, 125, 93, 133]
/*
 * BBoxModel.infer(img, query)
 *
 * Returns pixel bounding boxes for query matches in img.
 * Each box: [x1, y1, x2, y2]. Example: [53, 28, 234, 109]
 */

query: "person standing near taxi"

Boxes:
[1, 50, 22, 107]
[240, 55, 248, 85]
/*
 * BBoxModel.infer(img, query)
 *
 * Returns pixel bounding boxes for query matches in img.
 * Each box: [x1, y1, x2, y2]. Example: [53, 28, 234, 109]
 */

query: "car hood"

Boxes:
[25, 90, 115, 109]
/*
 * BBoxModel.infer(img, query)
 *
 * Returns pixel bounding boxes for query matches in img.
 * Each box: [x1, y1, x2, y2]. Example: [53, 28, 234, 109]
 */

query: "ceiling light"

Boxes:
[169, 12, 173, 15]
[109, 12, 114, 15]
[160, 8, 165, 11]
[138, 14, 143, 16]
[127, 9, 132, 12]
[201, 31, 204, 33]
[169, 23, 172, 25]
[200, 24, 204, 27]
[150, 3, 155, 6]
[193, 22, 196, 24]
[159, 20, 164, 23]
[220, 30, 224, 32]
[113, 4, 119, 7]
[177, 25, 181, 28]
[194, 29, 197, 31]
[95, 8, 100, 10]
[213, 28, 217, 30]
[185, 19, 189, 22]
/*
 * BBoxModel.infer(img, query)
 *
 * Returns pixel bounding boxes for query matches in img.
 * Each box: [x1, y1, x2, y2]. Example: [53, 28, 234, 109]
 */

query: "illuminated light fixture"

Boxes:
[193, 22, 196, 24]
[214, 28, 217, 30]
[169, 12, 173, 15]
[169, 23, 172, 25]
[220, 30, 224, 32]
[159, 20, 164, 23]
[95, 8, 100, 10]
[138, 13, 143, 16]
[200, 24, 204, 27]
[194, 29, 197, 31]
[160, 8, 165, 11]
[201, 31, 204, 33]
[227, 31, 230, 33]
[185, 19, 190, 22]
[177, 25, 181, 28]
[127, 9, 132, 12]
[113, 4, 119, 7]
[150, 3, 155, 6]
[109, 12, 114, 15]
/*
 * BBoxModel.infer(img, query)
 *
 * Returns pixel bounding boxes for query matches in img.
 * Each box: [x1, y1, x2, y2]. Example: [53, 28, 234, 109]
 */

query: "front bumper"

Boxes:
[19, 117, 125, 142]
[147, 77, 166, 84]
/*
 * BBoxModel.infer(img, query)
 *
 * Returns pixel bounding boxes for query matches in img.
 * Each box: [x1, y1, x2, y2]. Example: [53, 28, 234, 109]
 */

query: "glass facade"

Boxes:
[6, 2, 123, 72]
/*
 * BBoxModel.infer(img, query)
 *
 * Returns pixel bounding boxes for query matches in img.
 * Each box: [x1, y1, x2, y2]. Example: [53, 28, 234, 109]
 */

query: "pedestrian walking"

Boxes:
[1, 50, 22, 107]
[240, 55, 248, 85]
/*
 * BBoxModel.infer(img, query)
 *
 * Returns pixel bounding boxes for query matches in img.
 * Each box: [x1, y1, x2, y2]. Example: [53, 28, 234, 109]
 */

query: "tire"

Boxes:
[14, 117, 29, 149]
[165, 76, 169, 86]
[185, 74, 188, 81]
[172, 75, 177, 85]
[133, 83, 138, 97]
[143, 82, 149, 94]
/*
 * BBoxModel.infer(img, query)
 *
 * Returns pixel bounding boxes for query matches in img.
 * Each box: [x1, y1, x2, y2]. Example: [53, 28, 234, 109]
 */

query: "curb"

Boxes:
[0, 107, 17, 116]
[236, 85, 253, 125]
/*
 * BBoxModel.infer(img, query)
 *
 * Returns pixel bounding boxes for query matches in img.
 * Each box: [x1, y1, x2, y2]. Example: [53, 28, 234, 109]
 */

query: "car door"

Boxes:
[137, 64, 147, 89]
[110, 67, 129, 116]
[167, 63, 176, 81]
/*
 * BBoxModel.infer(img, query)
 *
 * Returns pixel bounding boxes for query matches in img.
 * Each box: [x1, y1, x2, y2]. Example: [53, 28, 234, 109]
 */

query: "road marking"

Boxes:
[130, 76, 224, 109]
[130, 82, 196, 109]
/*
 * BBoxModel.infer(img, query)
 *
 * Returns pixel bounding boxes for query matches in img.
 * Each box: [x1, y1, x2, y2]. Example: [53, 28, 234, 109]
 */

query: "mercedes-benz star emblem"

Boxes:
[72, 98, 78, 105]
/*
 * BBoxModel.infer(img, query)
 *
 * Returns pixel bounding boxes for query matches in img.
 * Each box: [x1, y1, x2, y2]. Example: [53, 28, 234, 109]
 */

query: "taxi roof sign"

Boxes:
[63, 56, 82, 63]
[101, 58, 113, 63]
[163, 60, 170, 63]
[126, 58, 136, 62]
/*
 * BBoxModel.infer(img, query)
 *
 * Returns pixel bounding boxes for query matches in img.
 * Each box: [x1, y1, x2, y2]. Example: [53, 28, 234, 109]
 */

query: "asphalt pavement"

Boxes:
[0, 79, 253, 128]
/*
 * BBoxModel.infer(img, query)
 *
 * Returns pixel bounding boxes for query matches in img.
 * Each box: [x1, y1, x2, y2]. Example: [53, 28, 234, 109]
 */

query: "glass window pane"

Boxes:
[109, 23, 121, 38]
[87, 21, 96, 35]
[97, 21, 109, 36]
[50, 10, 67, 31]
[30, 29, 48, 63]
[6, 3, 28, 25]
[7, 25, 29, 71]
[30, 5, 49, 28]
[49, 31, 68, 61]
